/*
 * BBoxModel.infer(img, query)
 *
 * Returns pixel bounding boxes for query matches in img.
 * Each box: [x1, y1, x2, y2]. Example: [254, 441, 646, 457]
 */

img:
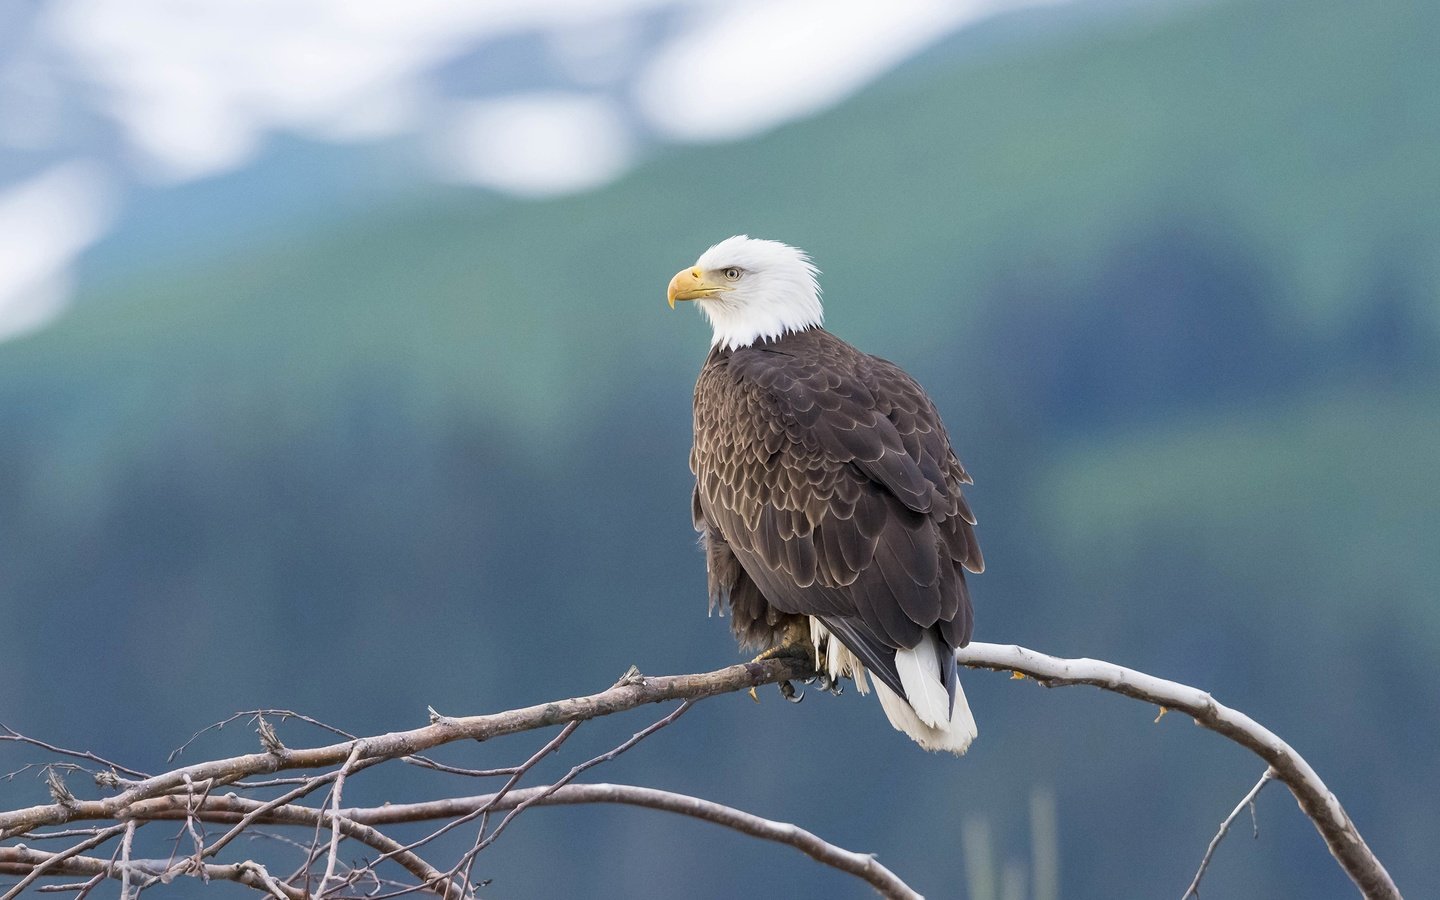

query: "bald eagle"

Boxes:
[669, 235, 984, 753]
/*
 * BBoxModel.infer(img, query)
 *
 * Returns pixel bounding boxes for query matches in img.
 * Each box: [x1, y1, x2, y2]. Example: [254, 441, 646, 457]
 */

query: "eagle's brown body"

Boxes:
[690, 327, 983, 705]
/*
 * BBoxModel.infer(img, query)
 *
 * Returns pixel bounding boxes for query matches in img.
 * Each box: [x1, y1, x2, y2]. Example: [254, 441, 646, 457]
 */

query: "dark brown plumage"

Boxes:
[690, 327, 983, 707]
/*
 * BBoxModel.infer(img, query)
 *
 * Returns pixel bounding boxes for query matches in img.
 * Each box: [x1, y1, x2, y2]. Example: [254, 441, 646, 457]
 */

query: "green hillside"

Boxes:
[3, 0, 1437, 897]
[1049, 384, 1440, 637]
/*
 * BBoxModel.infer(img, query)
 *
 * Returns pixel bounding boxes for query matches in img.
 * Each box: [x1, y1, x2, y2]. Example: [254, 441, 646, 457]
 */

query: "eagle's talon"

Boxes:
[779, 681, 804, 703]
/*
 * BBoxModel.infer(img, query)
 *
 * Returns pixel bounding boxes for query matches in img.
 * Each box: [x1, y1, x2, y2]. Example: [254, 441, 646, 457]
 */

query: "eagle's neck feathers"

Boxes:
[700, 295, 822, 352]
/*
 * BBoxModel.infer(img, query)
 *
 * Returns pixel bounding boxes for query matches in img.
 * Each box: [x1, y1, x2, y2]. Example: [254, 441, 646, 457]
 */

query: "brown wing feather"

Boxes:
[691, 329, 982, 680]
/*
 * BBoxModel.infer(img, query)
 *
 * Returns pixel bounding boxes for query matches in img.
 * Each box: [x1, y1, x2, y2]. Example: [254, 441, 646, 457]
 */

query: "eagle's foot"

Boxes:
[746, 620, 817, 703]
[816, 672, 844, 696]
[748, 640, 812, 666]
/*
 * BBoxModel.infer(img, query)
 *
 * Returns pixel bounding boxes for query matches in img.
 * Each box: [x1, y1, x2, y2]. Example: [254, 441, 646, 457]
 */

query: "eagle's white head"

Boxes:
[668, 235, 823, 351]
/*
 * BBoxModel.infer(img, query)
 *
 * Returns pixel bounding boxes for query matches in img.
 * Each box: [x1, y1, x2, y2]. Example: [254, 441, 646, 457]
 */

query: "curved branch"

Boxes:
[119, 783, 918, 900]
[0, 658, 810, 839]
[0, 847, 304, 899]
[356, 783, 920, 900]
[0, 823, 127, 900]
[955, 642, 1400, 900]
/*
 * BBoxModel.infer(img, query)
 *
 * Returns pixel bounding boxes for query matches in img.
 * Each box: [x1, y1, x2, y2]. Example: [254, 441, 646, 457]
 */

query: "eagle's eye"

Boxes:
[722, 267, 742, 281]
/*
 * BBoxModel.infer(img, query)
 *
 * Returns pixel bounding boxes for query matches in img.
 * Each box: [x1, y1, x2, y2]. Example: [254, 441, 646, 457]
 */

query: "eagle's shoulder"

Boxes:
[700, 329, 871, 430]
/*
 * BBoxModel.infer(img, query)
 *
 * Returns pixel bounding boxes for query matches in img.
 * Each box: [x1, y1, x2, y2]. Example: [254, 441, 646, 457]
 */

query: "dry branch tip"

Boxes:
[615, 665, 646, 687]
[254, 718, 284, 755]
[43, 771, 75, 809]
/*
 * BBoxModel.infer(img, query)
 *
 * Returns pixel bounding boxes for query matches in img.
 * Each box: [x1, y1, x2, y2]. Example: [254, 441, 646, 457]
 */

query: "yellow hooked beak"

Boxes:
[667, 267, 731, 309]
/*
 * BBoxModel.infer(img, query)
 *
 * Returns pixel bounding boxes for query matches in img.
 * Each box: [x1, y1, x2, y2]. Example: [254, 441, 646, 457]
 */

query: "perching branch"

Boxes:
[0, 660, 816, 899]
[955, 643, 1400, 900]
[0, 658, 809, 839]
[1, 645, 1402, 899]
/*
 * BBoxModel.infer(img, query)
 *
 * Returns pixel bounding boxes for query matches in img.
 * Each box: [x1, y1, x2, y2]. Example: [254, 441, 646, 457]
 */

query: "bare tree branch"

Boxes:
[365, 718, 584, 892]
[315, 743, 363, 898]
[94, 783, 918, 900]
[1184, 769, 1275, 899]
[106, 789, 469, 897]
[0, 657, 809, 839]
[955, 642, 1400, 900]
[1, 646, 1403, 899]
[0, 824, 128, 899]
[0, 847, 306, 899]
[352, 782, 919, 899]
[0, 725, 149, 781]
[117, 820, 136, 900]
[465, 699, 694, 859]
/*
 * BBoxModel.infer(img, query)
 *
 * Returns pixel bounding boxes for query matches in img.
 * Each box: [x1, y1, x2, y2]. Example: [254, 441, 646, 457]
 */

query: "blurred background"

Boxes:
[1, 0, 1437, 897]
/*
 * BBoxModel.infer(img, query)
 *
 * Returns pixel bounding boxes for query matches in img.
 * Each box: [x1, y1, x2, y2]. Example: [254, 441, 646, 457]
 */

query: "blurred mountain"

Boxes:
[4, 0, 1100, 337]
[2, 0, 1437, 898]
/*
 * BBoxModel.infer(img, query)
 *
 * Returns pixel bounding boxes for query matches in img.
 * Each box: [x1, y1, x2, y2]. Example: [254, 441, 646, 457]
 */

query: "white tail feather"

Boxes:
[874, 678, 976, 755]
[808, 617, 977, 755]
[894, 637, 950, 728]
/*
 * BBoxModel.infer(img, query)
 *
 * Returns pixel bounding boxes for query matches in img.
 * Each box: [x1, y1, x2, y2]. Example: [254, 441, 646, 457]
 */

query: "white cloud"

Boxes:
[0, 162, 116, 341]
[634, 0, 1059, 142]
[36, 0, 1072, 185]
[42, 0, 675, 183]
[433, 93, 633, 197]
[1, 0, 1080, 340]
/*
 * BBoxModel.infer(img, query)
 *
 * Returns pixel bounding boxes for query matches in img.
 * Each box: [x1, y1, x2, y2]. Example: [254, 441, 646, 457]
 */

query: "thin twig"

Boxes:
[368, 719, 582, 895]
[168, 711, 355, 765]
[402, 758, 522, 779]
[955, 643, 1399, 900]
[118, 820, 136, 900]
[180, 773, 212, 879]
[36, 871, 106, 896]
[468, 700, 694, 859]
[199, 769, 344, 862]
[22, 828, 110, 841]
[0, 725, 149, 780]
[0, 823, 128, 899]
[315, 743, 363, 898]
[1182, 769, 1275, 899]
